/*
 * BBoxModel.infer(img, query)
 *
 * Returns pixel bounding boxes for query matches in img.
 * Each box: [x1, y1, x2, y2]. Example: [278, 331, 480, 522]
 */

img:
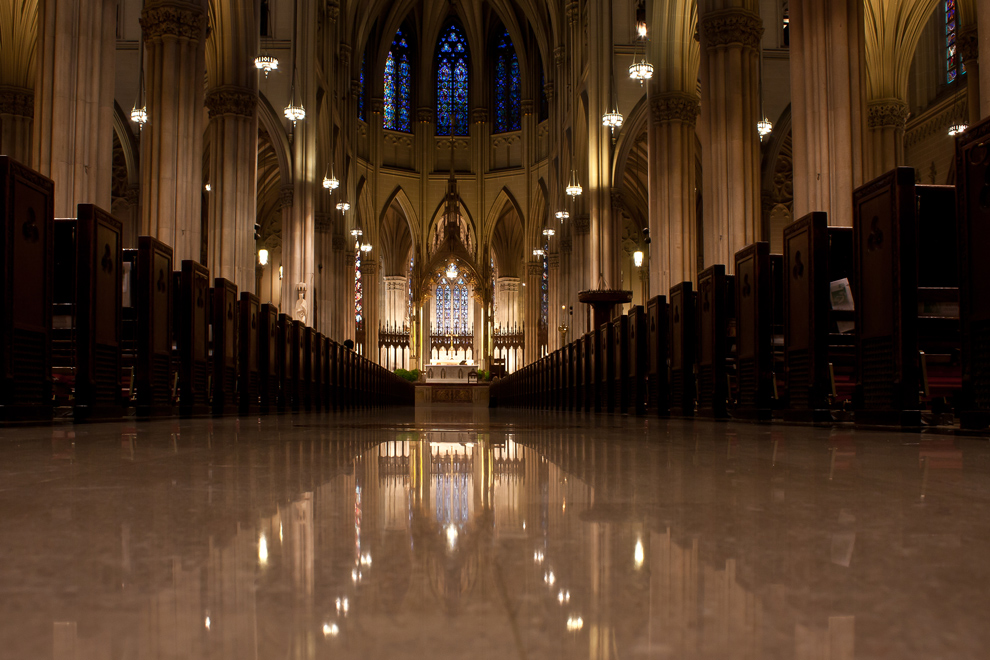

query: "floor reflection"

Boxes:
[0, 413, 988, 658]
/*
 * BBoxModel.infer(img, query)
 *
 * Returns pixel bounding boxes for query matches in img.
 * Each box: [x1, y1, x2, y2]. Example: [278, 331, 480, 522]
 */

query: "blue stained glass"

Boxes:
[540, 243, 548, 327]
[945, 1, 966, 83]
[384, 28, 412, 132]
[355, 249, 363, 324]
[494, 30, 521, 133]
[358, 53, 366, 120]
[436, 25, 469, 136]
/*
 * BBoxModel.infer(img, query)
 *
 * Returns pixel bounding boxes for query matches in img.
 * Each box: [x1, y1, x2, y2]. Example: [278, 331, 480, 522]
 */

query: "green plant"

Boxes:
[475, 369, 490, 382]
[394, 368, 420, 382]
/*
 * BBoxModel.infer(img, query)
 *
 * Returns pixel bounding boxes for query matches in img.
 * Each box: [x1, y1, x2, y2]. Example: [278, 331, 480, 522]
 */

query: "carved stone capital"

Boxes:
[548, 253, 560, 269]
[566, 2, 579, 25]
[543, 81, 554, 101]
[315, 213, 332, 234]
[205, 86, 257, 119]
[369, 98, 383, 114]
[650, 91, 700, 125]
[528, 261, 543, 276]
[472, 107, 489, 123]
[560, 234, 572, 254]
[700, 9, 763, 50]
[351, 79, 362, 98]
[520, 99, 534, 116]
[339, 42, 351, 68]
[140, 2, 206, 41]
[325, 0, 339, 21]
[361, 260, 377, 276]
[958, 26, 979, 64]
[416, 107, 434, 123]
[0, 86, 34, 118]
[610, 188, 625, 211]
[867, 98, 909, 130]
[280, 185, 294, 210]
[554, 46, 566, 68]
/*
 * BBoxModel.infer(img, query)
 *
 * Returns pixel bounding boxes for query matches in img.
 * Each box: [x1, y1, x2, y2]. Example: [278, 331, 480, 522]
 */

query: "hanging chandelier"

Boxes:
[255, 54, 279, 77]
[361, 242, 373, 253]
[565, 170, 583, 197]
[542, 228, 555, 238]
[350, 228, 362, 238]
[757, 117, 773, 140]
[323, 165, 339, 190]
[629, 59, 653, 83]
[602, 108, 624, 131]
[532, 248, 545, 257]
[948, 123, 968, 137]
[555, 210, 569, 221]
[131, 32, 147, 127]
[336, 201, 350, 211]
[130, 105, 148, 126]
[284, 71, 305, 124]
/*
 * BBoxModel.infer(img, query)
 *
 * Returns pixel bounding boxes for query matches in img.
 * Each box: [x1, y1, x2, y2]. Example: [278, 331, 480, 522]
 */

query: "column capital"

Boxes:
[699, 9, 763, 51]
[543, 81, 554, 101]
[548, 253, 560, 269]
[417, 107, 434, 123]
[325, 0, 340, 21]
[566, 3, 579, 25]
[472, 107, 489, 123]
[958, 26, 979, 64]
[610, 188, 625, 211]
[867, 98, 909, 130]
[520, 99, 534, 116]
[369, 98, 383, 114]
[315, 213, 333, 234]
[650, 91, 701, 126]
[0, 86, 34, 118]
[351, 79, 362, 98]
[140, 2, 206, 41]
[528, 261, 543, 276]
[574, 214, 590, 235]
[361, 260, 377, 276]
[280, 185, 294, 209]
[554, 45, 566, 67]
[205, 85, 257, 119]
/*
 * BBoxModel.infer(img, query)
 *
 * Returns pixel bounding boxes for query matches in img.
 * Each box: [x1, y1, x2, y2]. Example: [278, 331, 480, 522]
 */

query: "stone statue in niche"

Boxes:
[294, 282, 308, 324]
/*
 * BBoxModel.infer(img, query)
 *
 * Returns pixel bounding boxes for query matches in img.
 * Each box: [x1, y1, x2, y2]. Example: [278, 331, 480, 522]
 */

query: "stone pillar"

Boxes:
[383, 276, 407, 327]
[361, 259, 379, 363]
[789, 0, 865, 228]
[587, 0, 615, 290]
[496, 277, 522, 329]
[281, 0, 318, 324]
[205, 86, 258, 293]
[315, 214, 334, 334]
[0, 88, 34, 164]
[650, 92, 700, 292]
[958, 26, 981, 125]
[524, 261, 541, 364]
[865, 99, 908, 179]
[698, 4, 763, 271]
[137, 0, 206, 262]
[34, 0, 117, 216]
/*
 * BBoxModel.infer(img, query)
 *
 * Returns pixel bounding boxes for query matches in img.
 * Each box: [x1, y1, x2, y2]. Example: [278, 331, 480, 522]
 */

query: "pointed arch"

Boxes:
[492, 27, 521, 133]
[379, 186, 422, 257]
[435, 21, 470, 136]
[257, 92, 292, 184]
[384, 24, 414, 131]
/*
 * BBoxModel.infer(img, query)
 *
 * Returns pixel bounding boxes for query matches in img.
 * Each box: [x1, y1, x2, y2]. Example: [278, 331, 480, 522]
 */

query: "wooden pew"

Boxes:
[321, 336, 331, 410]
[176, 260, 210, 417]
[578, 333, 592, 412]
[277, 313, 294, 412]
[291, 320, 306, 412]
[134, 237, 173, 417]
[313, 333, 325, 412]
[669, 282, 696, 416]
[955, 116, 990, 428]
[697, 266, 732, 419]
[627, 305, 647, 415]
[258, 303, 279, 414]
[595, 324, 610, 413]
[611, 314, 629, 414]
[52, 218, 76, 408]
[734, 242, 774, 420]
[852, 167, 920, 426]
[0, 158, 54, 422]
[211, 278, 238, 417]
[328, 340, 340, 410]
[238, 292, 260, 416]
[646, 295, 670, 417]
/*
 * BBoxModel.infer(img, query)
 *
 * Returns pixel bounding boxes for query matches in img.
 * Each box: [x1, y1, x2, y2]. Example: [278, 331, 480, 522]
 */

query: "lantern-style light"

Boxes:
[258, 248, 269, 266]
[555, 210, 569, 221]
[336, 201, 350, 212]
[757, 117, 773, 140]
[633, 251, 644, 268]
[255, 54, 279, 77]
[948, 123, 968, 137]
[565, 170, 583, 197]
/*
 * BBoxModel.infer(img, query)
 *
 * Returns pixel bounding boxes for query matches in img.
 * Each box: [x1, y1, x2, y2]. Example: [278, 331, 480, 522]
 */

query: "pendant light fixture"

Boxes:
[131, 2, 148, 128]
[283, 0, 305, 124]
[756, 39, 772, 140]
[323, 165, 340, 190]
[255, 0, 279, 76]
[565, 169, 583, 197]
[628, 9, 653, 85]
[602, 74, 623, 133]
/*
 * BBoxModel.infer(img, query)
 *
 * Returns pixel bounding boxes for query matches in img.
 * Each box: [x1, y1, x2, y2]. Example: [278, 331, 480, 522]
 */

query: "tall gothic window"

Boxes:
[540, 243, 548, 328]
[434, 269, 469, 334]
[436, 24, 469, 136]
[357, 53, 366, 121]
[384, 28, 412, 131]
[945, 0, 965, 83]
[493, 30, 521, 133]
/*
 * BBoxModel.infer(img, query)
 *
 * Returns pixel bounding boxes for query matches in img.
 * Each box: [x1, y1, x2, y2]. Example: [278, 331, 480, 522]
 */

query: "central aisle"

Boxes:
[0, 408, 987, 659]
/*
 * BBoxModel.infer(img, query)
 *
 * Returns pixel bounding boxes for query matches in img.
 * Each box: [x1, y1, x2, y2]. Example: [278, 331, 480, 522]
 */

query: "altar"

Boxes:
[424, 363, 477, 383]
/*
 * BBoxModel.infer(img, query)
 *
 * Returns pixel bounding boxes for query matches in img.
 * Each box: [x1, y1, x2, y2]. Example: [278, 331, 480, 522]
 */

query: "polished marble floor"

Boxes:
[1, 408, 989, 659]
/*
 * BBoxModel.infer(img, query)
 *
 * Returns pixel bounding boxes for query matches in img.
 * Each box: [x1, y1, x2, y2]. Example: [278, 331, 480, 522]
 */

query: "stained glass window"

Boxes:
[384, 28, 412, 132]
[436, 24, 469, 136]
[490, 256, 497, 316]
[433, 270, 469, 334]
[358, 53, 366, 120]
[540, 243, 548, 328]
[945, 1, 966, 83]
[493, 30, 521, 133]
[354, 248, 363, 325]
[407, 256, 414, 321]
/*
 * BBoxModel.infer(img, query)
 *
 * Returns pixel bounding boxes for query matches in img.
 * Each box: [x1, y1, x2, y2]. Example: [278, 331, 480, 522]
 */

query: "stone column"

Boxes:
[383, 276, 407, 327]
[958, 26, 981, 124]
[205, 86, 258, 292]
[496, 277, 522, 329]
[137, 1, 207, 262]
[789, 0, 865, 228]
[650, 92, 700, 292]
[0, 88, 34, 164]
[34, 0, 117, 216]
[361, 259, 379, 363]
[698, 4, 763, 271]
[587, 0, 615, 289]
[865, 99, 909, 178]
[524, 260, 541, 363]
[315, 213, 334, 334]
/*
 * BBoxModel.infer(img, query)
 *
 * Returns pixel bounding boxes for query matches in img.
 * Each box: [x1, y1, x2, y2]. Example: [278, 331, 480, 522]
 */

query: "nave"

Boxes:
[0, 406, 987, 659]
